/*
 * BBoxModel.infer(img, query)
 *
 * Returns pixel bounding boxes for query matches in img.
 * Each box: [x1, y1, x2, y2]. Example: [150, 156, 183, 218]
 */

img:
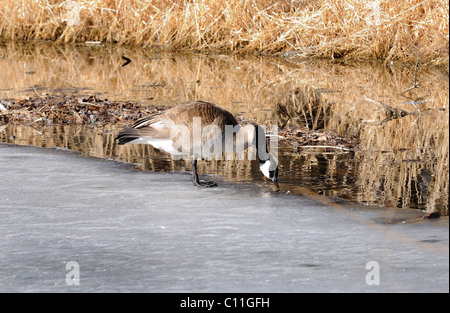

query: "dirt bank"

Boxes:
[0, 94, 358, 150]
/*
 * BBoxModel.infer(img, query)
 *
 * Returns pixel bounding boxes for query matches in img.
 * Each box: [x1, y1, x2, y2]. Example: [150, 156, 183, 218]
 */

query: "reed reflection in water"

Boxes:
[1, 122, 447, 215]
[0, 42, 448, 214]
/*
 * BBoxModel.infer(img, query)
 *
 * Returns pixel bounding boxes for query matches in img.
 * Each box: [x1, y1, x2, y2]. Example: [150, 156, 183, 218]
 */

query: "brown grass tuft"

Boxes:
[0, 0, 448, 64]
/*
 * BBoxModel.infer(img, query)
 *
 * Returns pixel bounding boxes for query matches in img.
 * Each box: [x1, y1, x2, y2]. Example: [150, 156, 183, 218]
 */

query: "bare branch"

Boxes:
[414, 48, 420, 87]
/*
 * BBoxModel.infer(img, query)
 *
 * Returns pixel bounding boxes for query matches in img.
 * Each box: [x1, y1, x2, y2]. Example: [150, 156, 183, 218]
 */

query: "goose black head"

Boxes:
[259, 157, 279, 183]
[254, 125, 279, 185]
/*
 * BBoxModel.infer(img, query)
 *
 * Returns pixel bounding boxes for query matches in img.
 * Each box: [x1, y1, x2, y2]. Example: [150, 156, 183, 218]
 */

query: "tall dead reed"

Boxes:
[0, 0, 448, 64]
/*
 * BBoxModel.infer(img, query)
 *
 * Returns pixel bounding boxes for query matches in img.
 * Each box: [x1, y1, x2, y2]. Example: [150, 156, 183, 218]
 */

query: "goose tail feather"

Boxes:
[115, 128, 141, 145]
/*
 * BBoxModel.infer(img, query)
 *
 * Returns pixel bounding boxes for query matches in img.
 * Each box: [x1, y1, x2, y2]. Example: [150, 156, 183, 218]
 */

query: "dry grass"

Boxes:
[0, 0, 448, 64]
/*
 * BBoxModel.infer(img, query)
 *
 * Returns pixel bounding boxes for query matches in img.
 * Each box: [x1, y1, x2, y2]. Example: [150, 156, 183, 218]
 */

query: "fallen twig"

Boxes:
[297, 145, 352, 151]
[121, 55, 132, 67]
[363, 95, 410, 119]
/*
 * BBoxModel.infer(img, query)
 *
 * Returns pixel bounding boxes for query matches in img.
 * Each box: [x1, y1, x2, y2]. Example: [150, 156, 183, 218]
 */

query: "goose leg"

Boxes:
[192, 159, 218, 187]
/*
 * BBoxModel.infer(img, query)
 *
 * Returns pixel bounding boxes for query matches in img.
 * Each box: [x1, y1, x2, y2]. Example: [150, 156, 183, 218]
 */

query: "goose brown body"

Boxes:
[116, 101, 278, 187]
[116, 101, 239, 155]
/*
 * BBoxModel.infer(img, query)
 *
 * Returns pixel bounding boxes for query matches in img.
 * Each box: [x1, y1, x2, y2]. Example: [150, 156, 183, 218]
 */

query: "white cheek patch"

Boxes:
[260, 160, 271, 179]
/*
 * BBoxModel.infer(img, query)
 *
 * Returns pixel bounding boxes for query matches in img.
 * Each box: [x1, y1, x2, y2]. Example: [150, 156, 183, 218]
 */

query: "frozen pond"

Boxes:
[0, 144, 448, 292]
[0, 42, 448, 214]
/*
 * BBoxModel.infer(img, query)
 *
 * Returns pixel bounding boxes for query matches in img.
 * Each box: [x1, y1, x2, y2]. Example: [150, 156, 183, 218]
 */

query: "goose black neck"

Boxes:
[255, 125, 269, 164]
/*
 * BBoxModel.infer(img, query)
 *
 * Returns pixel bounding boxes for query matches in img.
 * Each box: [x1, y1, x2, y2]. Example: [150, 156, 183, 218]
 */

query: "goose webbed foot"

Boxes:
[191, 159, 218, 188]
[193, 179, 218, 188]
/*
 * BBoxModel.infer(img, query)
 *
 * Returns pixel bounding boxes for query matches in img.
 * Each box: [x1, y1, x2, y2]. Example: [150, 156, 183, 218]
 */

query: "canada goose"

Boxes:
[115, 101, 278, 187]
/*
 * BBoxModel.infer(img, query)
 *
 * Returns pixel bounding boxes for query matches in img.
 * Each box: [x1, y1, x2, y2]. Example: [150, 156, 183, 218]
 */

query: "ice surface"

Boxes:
[0, 144, 448, 292]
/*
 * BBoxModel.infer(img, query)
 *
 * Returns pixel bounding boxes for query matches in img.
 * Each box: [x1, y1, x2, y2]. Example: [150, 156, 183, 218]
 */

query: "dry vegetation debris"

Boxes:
[0, 94, 360, 151]
[0, 95, 161, 126]
[278, 127, 358, 151]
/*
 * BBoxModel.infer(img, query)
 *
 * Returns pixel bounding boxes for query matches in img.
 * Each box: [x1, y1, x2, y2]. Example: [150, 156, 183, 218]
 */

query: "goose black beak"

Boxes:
[270, 167, 279, 184]
[271, 170, 280, 192]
